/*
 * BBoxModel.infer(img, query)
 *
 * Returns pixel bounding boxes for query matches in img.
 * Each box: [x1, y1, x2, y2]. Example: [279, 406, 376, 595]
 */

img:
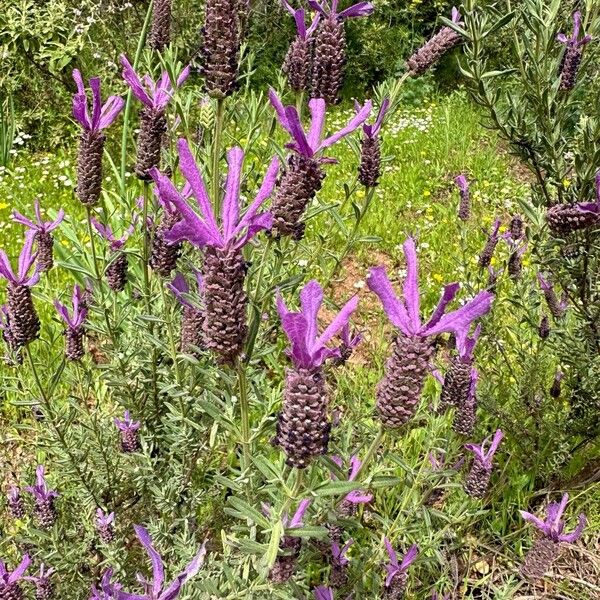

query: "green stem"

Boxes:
[354, 425, 385, 481]
[237, 360, 252, 477]
[141, 181, 151, 301]
[160, 284, 182, 384]
[211, 98, 226, 213]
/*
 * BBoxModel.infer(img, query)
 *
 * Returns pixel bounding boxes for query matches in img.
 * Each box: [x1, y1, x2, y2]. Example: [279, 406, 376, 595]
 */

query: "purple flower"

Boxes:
[359, 97, 390, 138]
[464, 429, 503, 469]
[167, 272, 203, 309]
[277, 280, 359, 369]
[0, 232, 40, 287]
[331, 455, 373, 504]
[309, 0, 374, 20]
[151, 140, 279, 250]
[520, 494, 586, 544]
[112, 525, 206, 600]
[456, 323, 480, 362]
[428, 451, 465, 472]
[262, 498, 311, 529]
[120, 56, 190, 112]
[23, 562, 55, 586]
[114, 411, 141, 433]
[339, 323, 362, 351]
[90, 569, 122, 600]
[332, 538, 353, 567]
[25, 465, 59, 503]
[0, 553, 30, 585]
[367, 238, 494, 348]
[282, 0, 320, 39]
[91, 217, 136, 251]
[314, 586, 334, 600]
[557, 11, 592, 48]
[454, 174, 469, 194]
[72, 70, 125, 132]
[269, 89, 372, 161]
[383, 538, 418, 587]
[54, 284, 88, 329]
[96, 508, 115, 529]
[13, 200, 64, 234]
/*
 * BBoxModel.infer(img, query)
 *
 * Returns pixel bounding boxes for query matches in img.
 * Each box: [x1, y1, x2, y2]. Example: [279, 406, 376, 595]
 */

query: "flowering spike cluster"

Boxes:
[0, 305, 22, 365]
[152, 139, 279, 364]
[95, 509, 115, 544]
[91, 218, 136, 292]
[6, 486, 26, 519]
[267, 499, 311, 583]
[557, 11, 592, 91]
[464, 429, 503, 499]
[24, 564, 55, 600]
[54, 284, 88, 360]
[149, 188, 186, 277]
[406, 8, 464, 76]
[332, 323, 362, 366]
[383, 539, 419, 599]
[201, 0, 241, 98]
[13, 200, 64, 272]
[503, 216, 527, 280]
[269, 90, 371, 238]
[149, 0, 172, 51]
[0, 554, 30, 600]
[368, 239, 493, 427]
[455, 174, 470, 221]
[538, 315, 550, 339]
[537, 273, 567, 319]
[168, 272, 204, 353]
[274, 280, 359, 467]
[309, 1, 374, 104]
[331, 454, 373, 518]
[0, 233, 41, 348]
[520, 493, 586, 580]
[358, 98, 390, 187]
[90, 525, 206, 599]
[282, 1, 321, 92]
[550, 370, 563, 399]
[120, 56, 190, 179]
[72, 70, 124, 206]
[114, 411, 141, 453]
[478, 219, 501, 268]
[452, 367, 478, 436]
[25, 466, 58, 529]
[329, 538, 353, 588]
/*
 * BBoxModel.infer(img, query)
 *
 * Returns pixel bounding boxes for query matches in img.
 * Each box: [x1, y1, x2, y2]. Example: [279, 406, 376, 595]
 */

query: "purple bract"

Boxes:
[383, 538, 418, 587]
[0, 232, 40, 287]
[54, 284, 88, 329]
[72, 70, 124, 132]
[520, 493, 586, 543]
[25, 465, 59, 503]
[13, 200, 64, 234]
[465, 429, 504, 469]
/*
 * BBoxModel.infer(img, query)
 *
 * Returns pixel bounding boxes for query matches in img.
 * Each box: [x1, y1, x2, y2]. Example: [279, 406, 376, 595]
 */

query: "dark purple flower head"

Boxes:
[367, 238, 494, 348]
[0, 554, 30, 585]
[357, 97, 390, 138]
[465, 429, 503, 469]
[0, 232, 41, 287]
[332, 538, 353, 567]
[557, 11, 592, 47]
[269, 89, 372, 161]
[120, 56, 190, 112]
[309, 0, 374, 20]
[384, 539, 418, 587]
[13, 200, 64, 234]
[91, 217, 136, 251]
[520, 493, 586, 543]
[114, 411, 141, 433]
[454, 174, 469, 195]
[152, 140, 279, 250]
[25, 465, 59, 502]
[282, 0, 320, 39]
[90, 569, 121, 600]
[96, 508, 115, 529]
[24, 563, 55, 584]
[277, 280, 359, 369]
[167, 272, 203, 309]
[331, 455, 373, 504]
[113, 525, 206, 600]
[73, 70, 125, 132]
[314, 586, 334, 600]
[457, 324, 481, 362]
[54, 284, 88, 329]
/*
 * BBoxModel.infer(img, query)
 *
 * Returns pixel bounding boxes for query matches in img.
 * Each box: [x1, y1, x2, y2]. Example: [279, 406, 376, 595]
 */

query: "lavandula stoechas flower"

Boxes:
[331, 455, 372, 518]
[332, 323, 362, 366]
[120, 56, 190, 179]
[557, 11, 592, 91]
[266, 499, 311, 583]
[309, 0, 374, 105]
[72, 70, 124, 207]
[6, 486, 25, 519]
[149, 187, 185, 277]
[151, 140, 279, 365]
[149, 0, 172, 51]
[12, 200, 64, 272]
[454, 174, 470, 221]
[95, 509, 115, 544]
[54, 284, 88, 361]
[91, 218, 136, 292]
[358, 98, 390, 188]
[0, 554, 30, 600]
[503, 216, 526, 280]
[269, 90, 371, 239]
[201, 0, 241, 98]
[314, 586, 334, 600]
[546, 171, 600, 236]
[550, 370, 563, 399]
[383, 539, 418, 599]
[114, 411, 141, 453]
[0, 233, 41, 348]
[463, 429, 503, 499]
[25, 465, 58, 529]
[520, 494, 586, 581]
[439, 325, 480, 414]
[89, 569, 121, 600]
[478, 219, 501, 269]
[24, 564, 55, 600]
[367, 238, 493, 428]
[107, 525, 206, 599]
[538, 315, 550, 339]
[537, 273, 567, 319]
[452, 367, 477, 436]
[282, 1, 320, 93]
[167, 272, 204, 353]
[0, 306, 22, 365]
[329, 539, 353, 588]
[274, 281, 359, 467]
[406, 7, 464, 76]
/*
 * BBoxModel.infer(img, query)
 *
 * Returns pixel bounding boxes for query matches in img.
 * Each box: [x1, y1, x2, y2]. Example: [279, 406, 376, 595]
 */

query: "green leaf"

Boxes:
[313, 480, 360, 496]
[226, 497, 269, 528]
[264, 520, 283, 569]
